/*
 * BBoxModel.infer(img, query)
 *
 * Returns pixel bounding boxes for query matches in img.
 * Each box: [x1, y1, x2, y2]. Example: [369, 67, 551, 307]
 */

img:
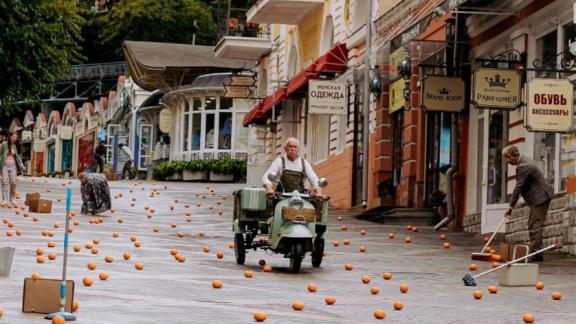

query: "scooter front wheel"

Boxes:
[289, 242, 304, 273]
[311, 238, 324, 268]
[234, 233, 246, 265]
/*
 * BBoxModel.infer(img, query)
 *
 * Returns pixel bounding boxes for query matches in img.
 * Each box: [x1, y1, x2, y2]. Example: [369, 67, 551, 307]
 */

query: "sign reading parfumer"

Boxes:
[525, 78, 574, 132]
[421, 76, 465, 112]
[308, 80, 347, 115]
[472, 68, 522, 110]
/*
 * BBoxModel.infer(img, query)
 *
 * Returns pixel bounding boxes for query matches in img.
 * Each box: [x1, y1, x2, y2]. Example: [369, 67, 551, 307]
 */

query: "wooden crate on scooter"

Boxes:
[499, 245, 539, 286]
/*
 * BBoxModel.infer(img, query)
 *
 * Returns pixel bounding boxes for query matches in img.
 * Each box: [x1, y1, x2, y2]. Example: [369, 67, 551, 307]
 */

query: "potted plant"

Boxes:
[183, 159, 208, 181]
[208, 158, 236, 182]
[152, 162, 169, 181]
[165, 161, 184, 181]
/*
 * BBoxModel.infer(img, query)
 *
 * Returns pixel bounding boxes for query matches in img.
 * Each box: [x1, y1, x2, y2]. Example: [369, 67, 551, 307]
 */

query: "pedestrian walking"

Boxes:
[118, 143, 135, 180]
[94, 140, 107, 173]
[0, 132, 25, 207]
[79, 172, 111, 215]
[504, 145, 553, 261]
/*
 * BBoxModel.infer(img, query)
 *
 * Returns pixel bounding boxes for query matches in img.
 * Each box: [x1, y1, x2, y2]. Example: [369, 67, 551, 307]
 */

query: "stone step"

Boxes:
[355, 207, 438, 226]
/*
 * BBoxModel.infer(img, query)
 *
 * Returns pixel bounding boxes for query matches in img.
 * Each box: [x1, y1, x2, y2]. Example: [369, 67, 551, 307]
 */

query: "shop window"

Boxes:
[536, 30, 557, 77]
[534, 133, 556, 188]
[183, 113, 190, 151]
[205, 96, 216, 110]
[235, 113, 249, 151]
[192, 97, 202, 110]
[309, 114, 330, 163]
[219, 112, 233, 149]
[191, 113, 201, 150]
[220, 97, 233, 110]
[205, 114, 215, 149]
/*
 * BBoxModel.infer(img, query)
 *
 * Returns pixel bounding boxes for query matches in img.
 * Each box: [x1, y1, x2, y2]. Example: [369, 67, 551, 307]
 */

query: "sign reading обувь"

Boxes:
[472, 68, 522, 110]
[525, 78, 574, 132]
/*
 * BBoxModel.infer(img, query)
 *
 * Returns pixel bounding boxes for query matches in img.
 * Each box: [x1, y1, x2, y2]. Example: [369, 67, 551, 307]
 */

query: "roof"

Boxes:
[123, 41, 255, 92]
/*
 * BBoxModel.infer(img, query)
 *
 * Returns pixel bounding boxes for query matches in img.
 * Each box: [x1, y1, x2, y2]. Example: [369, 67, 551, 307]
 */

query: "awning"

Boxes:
[243, 43, 348, 126]
[242, 87, 286, 126]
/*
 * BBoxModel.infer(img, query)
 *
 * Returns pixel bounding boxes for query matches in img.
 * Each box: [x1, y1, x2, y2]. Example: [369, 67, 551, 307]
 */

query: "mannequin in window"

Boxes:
[222, 117, 232, 149]
[206, 128, 214, 149]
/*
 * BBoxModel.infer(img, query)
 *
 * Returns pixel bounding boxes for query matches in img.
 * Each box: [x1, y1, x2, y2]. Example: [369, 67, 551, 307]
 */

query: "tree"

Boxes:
[97, 0, 217, 60]
[0, 0, 85, 116]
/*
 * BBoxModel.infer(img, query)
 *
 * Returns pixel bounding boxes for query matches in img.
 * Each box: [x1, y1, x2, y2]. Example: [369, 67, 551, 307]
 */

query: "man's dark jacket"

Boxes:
[509, 155, 553, 208]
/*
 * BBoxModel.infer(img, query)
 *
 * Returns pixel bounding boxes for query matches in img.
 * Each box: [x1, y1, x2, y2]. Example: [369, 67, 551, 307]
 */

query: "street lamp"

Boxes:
[398, 59, 411, 101]
[369, 65, 383, 99]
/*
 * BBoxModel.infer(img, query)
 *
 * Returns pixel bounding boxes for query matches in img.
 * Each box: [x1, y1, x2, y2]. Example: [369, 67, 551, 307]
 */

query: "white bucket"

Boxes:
[0, 247, 15, 277]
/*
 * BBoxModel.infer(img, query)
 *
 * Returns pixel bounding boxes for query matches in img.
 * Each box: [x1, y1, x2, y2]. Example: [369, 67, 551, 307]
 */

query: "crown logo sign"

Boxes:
[438, 87, 451, 95]
[485, 74, 510, 87]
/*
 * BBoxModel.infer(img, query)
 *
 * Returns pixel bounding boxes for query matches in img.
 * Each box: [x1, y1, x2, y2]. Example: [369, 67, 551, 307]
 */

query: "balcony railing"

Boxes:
[62, 62, 127, 81]
[217, 17, 270, 40]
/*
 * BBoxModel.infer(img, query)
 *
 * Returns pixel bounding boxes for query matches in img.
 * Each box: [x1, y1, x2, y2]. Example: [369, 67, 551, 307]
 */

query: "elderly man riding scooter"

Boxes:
[262, 137, 323, 197]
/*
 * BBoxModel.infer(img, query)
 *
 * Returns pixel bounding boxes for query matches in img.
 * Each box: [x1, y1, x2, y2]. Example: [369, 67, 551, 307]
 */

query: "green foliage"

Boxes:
[152, 158, 246, 181]
[97, 0, 217, 59]
[0, 0, 86, 115]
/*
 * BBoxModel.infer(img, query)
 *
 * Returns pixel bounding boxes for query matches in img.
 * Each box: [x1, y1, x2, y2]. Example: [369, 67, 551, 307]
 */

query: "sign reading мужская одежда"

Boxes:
[308, 80, 347, 115]
[525, 78, 574, 132]
[472, 68, 522, 110]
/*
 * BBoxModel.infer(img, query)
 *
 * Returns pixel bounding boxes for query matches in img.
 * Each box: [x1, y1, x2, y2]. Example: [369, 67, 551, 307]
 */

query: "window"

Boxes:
[219, 112, 232, 149]
[205, 96, 216, 110]
[205, 113, 215, 149]
[309, 114, 330, 163]
[191, 114, 201, 150]
[235, 113, 248, 151]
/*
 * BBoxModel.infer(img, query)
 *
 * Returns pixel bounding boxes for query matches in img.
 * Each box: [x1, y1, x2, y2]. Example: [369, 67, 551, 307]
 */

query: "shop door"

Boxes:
[479, 110, 509, 234]
[138, 124, 153, 169]
[35, 152, 44, 174]
[46, 143, 55, 173]
[78, 131, 95, 174]
[61, 140, 72, 172]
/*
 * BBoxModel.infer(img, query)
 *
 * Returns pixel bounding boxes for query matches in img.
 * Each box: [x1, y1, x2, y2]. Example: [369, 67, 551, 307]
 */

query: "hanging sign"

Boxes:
[389, 47, 407, 81]
[389, 78, 406, 114]
[228, 75, 256, 86]
[525, 78, 574, 132]
[421, 76, 466, 112]
[58, 125, 73, 140]
[472, 68, 522, 110]
[308, 80, 347, 115]
[224, 85, 252, 98]
[159, 108, 173, 133]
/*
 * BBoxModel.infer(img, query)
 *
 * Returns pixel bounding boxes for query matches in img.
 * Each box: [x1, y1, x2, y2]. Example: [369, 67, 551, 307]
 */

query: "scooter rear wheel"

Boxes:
[289, 242, 304, 273]
[234, 233, 246, 265]
[311, 238, 324, 268]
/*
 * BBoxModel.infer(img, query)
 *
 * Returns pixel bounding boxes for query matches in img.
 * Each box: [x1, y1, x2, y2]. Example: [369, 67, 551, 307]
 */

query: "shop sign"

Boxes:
[389, 78, 406, 114]
[525, 78, 574, 132]
[421, 76, 465, 112]
[224, 85, 252, 98]
[389, 47, 407, 81]
[58, 125, 73, 140]
[472, 68, 522, 110]
[228, 75, 256, 87]
[308, 80, 347, 115]
[21, 130, 32, 143]
[75, 121, 84, 137]
[159, 108, 174, 133]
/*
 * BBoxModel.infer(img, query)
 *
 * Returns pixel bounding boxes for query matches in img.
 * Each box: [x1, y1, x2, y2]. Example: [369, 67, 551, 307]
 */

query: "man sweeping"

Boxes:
[504, 146, 553, 261]
[79, 172, 111, 215]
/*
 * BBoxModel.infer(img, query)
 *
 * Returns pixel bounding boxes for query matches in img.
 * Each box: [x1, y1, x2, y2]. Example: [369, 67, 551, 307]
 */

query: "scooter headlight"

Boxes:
[288, 196, 304, 210]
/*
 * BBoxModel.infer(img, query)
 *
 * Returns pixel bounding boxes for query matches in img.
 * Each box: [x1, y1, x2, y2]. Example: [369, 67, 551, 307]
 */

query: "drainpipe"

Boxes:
[361, 1, 372, 208]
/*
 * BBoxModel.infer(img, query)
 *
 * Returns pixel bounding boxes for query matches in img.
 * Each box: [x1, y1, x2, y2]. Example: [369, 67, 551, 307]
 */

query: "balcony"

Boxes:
[246, 0, 323, 25]
[214, 19, 272, 60]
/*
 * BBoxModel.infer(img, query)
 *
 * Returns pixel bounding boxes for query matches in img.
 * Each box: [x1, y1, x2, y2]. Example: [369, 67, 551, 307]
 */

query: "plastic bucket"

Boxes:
[0, 247, 15, 277]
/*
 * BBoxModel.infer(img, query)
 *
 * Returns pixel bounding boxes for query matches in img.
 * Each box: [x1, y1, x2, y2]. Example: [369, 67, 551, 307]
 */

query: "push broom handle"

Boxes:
[59, 187, 72, 312]
[480, 215, 508, 254]
[473, 243, 561, 279]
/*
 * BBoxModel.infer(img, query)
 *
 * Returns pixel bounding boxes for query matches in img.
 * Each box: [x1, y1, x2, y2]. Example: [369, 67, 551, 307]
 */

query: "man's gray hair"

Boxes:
[285, 137, 300, 147]
[503, 145, 520, 157]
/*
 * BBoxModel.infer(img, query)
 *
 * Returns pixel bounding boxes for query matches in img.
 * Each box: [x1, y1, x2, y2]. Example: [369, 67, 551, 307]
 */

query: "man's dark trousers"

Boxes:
[530, 199, 551, 251]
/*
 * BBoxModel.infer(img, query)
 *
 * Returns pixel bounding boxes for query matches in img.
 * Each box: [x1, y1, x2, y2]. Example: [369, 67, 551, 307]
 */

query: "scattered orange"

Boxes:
[487, 286, 498, 294]
[332, 240, 339, 247]
[551, 292, 562, 300]
[393, 301, 404, 310]
[473, 290, 483, 299]
[360, 229, 366, 235]
[336, 216, 343, 221]
[404, 237, 412, 243]
[84, 243, 93, 249]
[177, 232, 185, 238]
[36, 256, 45, 263]
[411, 227, 418, 232]
[87, 262, 97, 270]
[216, 251, 224, 259]
[491, 254, 502, 262]
[153, 227, 160, 233]
[244, 271, 254, 278]
[442, 242, 450, 249]
[202, 246, 210, 253]
[383, 273, 392, 280]
[170, 249, 179, 256]
[31, 273, 41, 280]
[262, 265, 272, 272]
[104, 256, 113, 263]
[370, 287, 380, 294]
[134, 241, 141, 248]
[73, 245, 81, 252]
[535, 281, 544, 290]
[228, 243, 234, 249]
[130, 236, 137, 242]
[325, 296, 336, 305]
[341, 225, 348, 231]
[439, 234, 447, 240]
[212, 280, 223, 289]
[48, 252, 56, 260]
[343, 239, 351, 245]
[176, 254, 186, 262]
[99, 272, 109, 280]
[523, 314, 535, 323]
[112, 232, 119, 237]
[374, 309, 386, 319]
[344, 263, 353, 271]
[307, 283, 317, 292]
[73, 300, 80, 312]
[491, 262, 500, 268]
[91, 247, 100, 254]
[361, 276, 371, 284]
[52, 316, 65, 324]
[292, 301, 304, 311]
[359, 245, 366, 253]
[253, 312, 267, 322]
[468, 263, 477, 271]
[82, 277, 93, 286]
[123, 252, 131, 260]
[36, 248, 44, 255]
[135, 263, 144, 270]
[399, 284, 409, 293]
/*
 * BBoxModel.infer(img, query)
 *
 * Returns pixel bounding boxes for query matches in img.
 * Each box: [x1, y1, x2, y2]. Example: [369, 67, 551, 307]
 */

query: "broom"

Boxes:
[45, 187, 76, 321]
[463, 243, 561, 286]
[471, 214, 508, 261]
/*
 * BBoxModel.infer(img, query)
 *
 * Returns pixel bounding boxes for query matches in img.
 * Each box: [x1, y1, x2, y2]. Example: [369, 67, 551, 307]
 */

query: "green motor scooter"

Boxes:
[233, 173, 329, 273]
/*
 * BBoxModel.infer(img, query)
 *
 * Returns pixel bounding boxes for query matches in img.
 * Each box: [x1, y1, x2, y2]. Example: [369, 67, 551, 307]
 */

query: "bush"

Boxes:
[152, 158, 247, 181]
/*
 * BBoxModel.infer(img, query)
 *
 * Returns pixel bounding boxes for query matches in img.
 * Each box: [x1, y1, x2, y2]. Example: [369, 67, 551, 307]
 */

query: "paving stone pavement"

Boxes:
[0, 177, 575, 323]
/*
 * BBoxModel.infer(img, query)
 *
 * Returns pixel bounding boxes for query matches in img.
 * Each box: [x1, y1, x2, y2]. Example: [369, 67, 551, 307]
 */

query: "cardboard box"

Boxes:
[500, 242, 531, 262]
[22, 278, 74, 314]
[25, 192, 41, 206]
[29, 199, 52, 213]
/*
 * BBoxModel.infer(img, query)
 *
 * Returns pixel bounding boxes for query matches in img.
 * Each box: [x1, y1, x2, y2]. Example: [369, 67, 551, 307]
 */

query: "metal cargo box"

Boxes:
[241, 187, 267, 211]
